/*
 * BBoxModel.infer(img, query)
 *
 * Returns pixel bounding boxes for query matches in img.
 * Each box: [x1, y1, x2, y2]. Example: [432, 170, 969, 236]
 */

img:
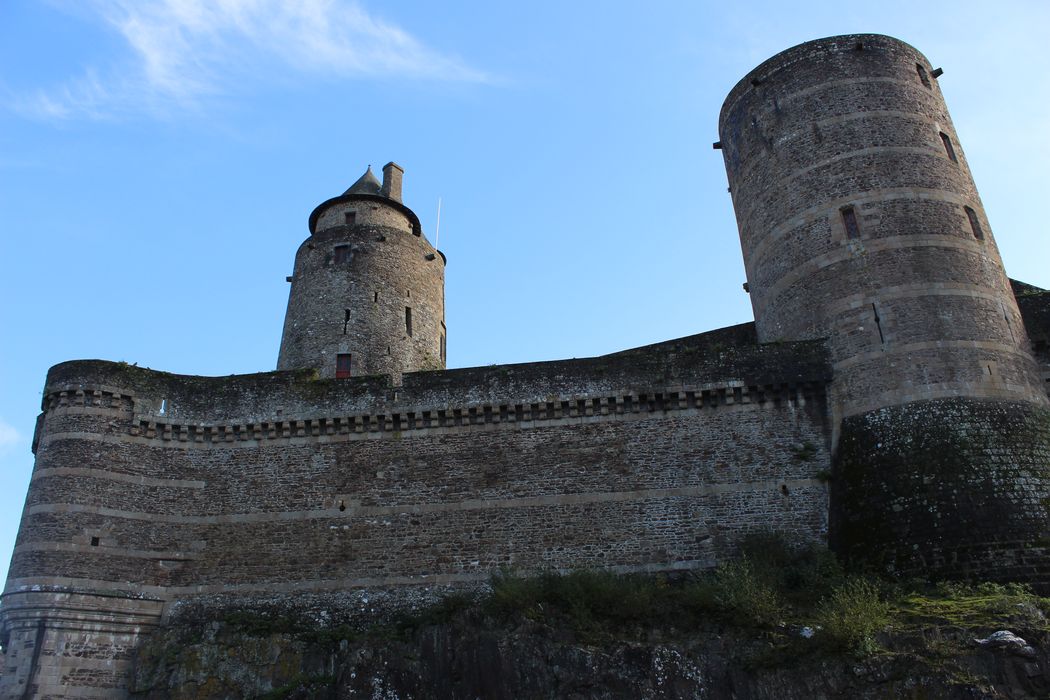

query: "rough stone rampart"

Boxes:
[21, 326, 831, 595]
[832, 397, 1050, 588]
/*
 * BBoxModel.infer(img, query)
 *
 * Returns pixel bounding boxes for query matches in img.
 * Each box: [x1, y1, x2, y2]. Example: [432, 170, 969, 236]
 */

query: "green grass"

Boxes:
[479, 534, 846, 638]
[892, 580, 1049, 629]
[817, 577, 890, 654]
[471, 534, 1048, 656]
[210, 534, 1050, 662]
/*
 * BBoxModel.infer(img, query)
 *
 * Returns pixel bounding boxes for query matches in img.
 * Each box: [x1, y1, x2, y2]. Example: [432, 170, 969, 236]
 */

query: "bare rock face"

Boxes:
[130, 615, 1050, 700]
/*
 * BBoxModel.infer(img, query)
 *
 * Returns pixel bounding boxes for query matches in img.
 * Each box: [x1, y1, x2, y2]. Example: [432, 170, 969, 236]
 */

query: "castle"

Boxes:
[2, 34, 1049, 698]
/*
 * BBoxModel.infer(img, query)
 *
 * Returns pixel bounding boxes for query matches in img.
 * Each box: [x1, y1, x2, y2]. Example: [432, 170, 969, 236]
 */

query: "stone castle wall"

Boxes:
[1015, 285, 1050, 395]
[1, 324, 832, 698]
[831, 398, 1050, 584]
[3, 31, 1047, 700]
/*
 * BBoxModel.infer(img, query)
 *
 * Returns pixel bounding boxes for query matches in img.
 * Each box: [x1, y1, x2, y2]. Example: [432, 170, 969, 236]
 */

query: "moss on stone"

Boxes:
[831, 398, 1050, 586]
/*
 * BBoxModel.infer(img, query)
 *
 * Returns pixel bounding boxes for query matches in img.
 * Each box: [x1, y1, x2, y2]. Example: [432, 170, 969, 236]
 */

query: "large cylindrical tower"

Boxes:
[720, 35, 1050, 584]
[278, 163, 446, 379]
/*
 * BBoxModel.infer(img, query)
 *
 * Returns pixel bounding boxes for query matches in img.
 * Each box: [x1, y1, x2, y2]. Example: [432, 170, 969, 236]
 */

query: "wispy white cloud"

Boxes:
[12, 68, 116, 121]
[13, 0, 487, 120]
[0, 419, 21, 452]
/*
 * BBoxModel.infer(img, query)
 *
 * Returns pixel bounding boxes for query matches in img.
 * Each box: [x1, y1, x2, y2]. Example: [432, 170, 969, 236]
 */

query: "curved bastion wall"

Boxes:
[719, 34, 1050, 581]
[2, 325, 833, 698]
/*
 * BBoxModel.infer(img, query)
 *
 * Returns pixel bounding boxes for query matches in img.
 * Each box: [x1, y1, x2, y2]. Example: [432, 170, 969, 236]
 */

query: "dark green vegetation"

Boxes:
[131, 535, 1050, 699]
[479, 534, 1045, 659]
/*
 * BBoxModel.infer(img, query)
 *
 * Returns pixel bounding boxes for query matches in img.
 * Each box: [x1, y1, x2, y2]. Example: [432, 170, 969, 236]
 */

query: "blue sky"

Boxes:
[1, 0, 1048, 587]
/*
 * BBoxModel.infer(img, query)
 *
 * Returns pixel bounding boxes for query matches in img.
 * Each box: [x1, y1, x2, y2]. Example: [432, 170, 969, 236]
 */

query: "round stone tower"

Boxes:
[719, 34, 1050, 584]
[278, 163, 446, 380]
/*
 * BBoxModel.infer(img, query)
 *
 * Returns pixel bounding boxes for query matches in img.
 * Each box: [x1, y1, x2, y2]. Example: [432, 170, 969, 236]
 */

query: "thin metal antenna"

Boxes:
[435, 197, 442, 246]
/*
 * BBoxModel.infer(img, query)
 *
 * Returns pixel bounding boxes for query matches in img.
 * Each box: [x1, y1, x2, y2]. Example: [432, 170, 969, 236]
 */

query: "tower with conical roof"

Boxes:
[278, 162, 446, 379]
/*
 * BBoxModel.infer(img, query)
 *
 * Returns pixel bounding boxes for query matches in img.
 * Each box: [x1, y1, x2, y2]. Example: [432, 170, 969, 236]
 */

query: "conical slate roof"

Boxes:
[343, 166, 381, 196]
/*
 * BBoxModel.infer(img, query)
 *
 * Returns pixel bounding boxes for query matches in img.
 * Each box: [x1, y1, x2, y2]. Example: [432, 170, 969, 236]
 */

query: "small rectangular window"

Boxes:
[336, 353, 352, 378]
[940, 132, 957, 162]
[840, 205, 861, 239]
[345, 211, 356, 226]
[964, 206, 984, 240]
[334, 245, 350, 263]
[90, 537, 99, 546]
[440, 334, 446, 362]
[405, 307, 413, 337]
[916, 63, 931, 88]
[373, 291, 379, 303]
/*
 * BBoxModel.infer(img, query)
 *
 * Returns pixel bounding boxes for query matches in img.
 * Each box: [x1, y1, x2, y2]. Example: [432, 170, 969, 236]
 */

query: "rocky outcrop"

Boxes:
[130, 612, 1049, 699]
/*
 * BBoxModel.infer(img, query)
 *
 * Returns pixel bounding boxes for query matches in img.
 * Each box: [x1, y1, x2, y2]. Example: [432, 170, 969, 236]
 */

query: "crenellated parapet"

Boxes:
[11, 335, 831, 578]
[36, 382, 825, 448]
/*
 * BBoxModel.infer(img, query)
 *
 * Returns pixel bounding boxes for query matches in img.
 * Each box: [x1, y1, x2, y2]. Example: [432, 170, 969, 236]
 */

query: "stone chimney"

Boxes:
[381, 162, 404, 203]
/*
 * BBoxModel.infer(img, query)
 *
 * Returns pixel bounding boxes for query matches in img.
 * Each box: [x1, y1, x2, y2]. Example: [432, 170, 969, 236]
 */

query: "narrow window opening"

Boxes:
[440, 334, 446, 362]
[158, 399, 167, 416]
[780, 484, 790, 496]
[343, 309, 350, 335]
[940, 132, 957, 162]
[916, 63, 931, 88]
[338, 500, 346, 512]
[841, 206, 861, 239]
[334, 245, 350, 264]
[406, 290, 411, 298]
[373, 291, 379, 303]
[336, 353, 352, 379]
[872, 303, 885, 345]
[964, 206, 984, 240]
[90, 537, 99, 547]
[345, 211, 356, 226]
[405, 307, 413, 337]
